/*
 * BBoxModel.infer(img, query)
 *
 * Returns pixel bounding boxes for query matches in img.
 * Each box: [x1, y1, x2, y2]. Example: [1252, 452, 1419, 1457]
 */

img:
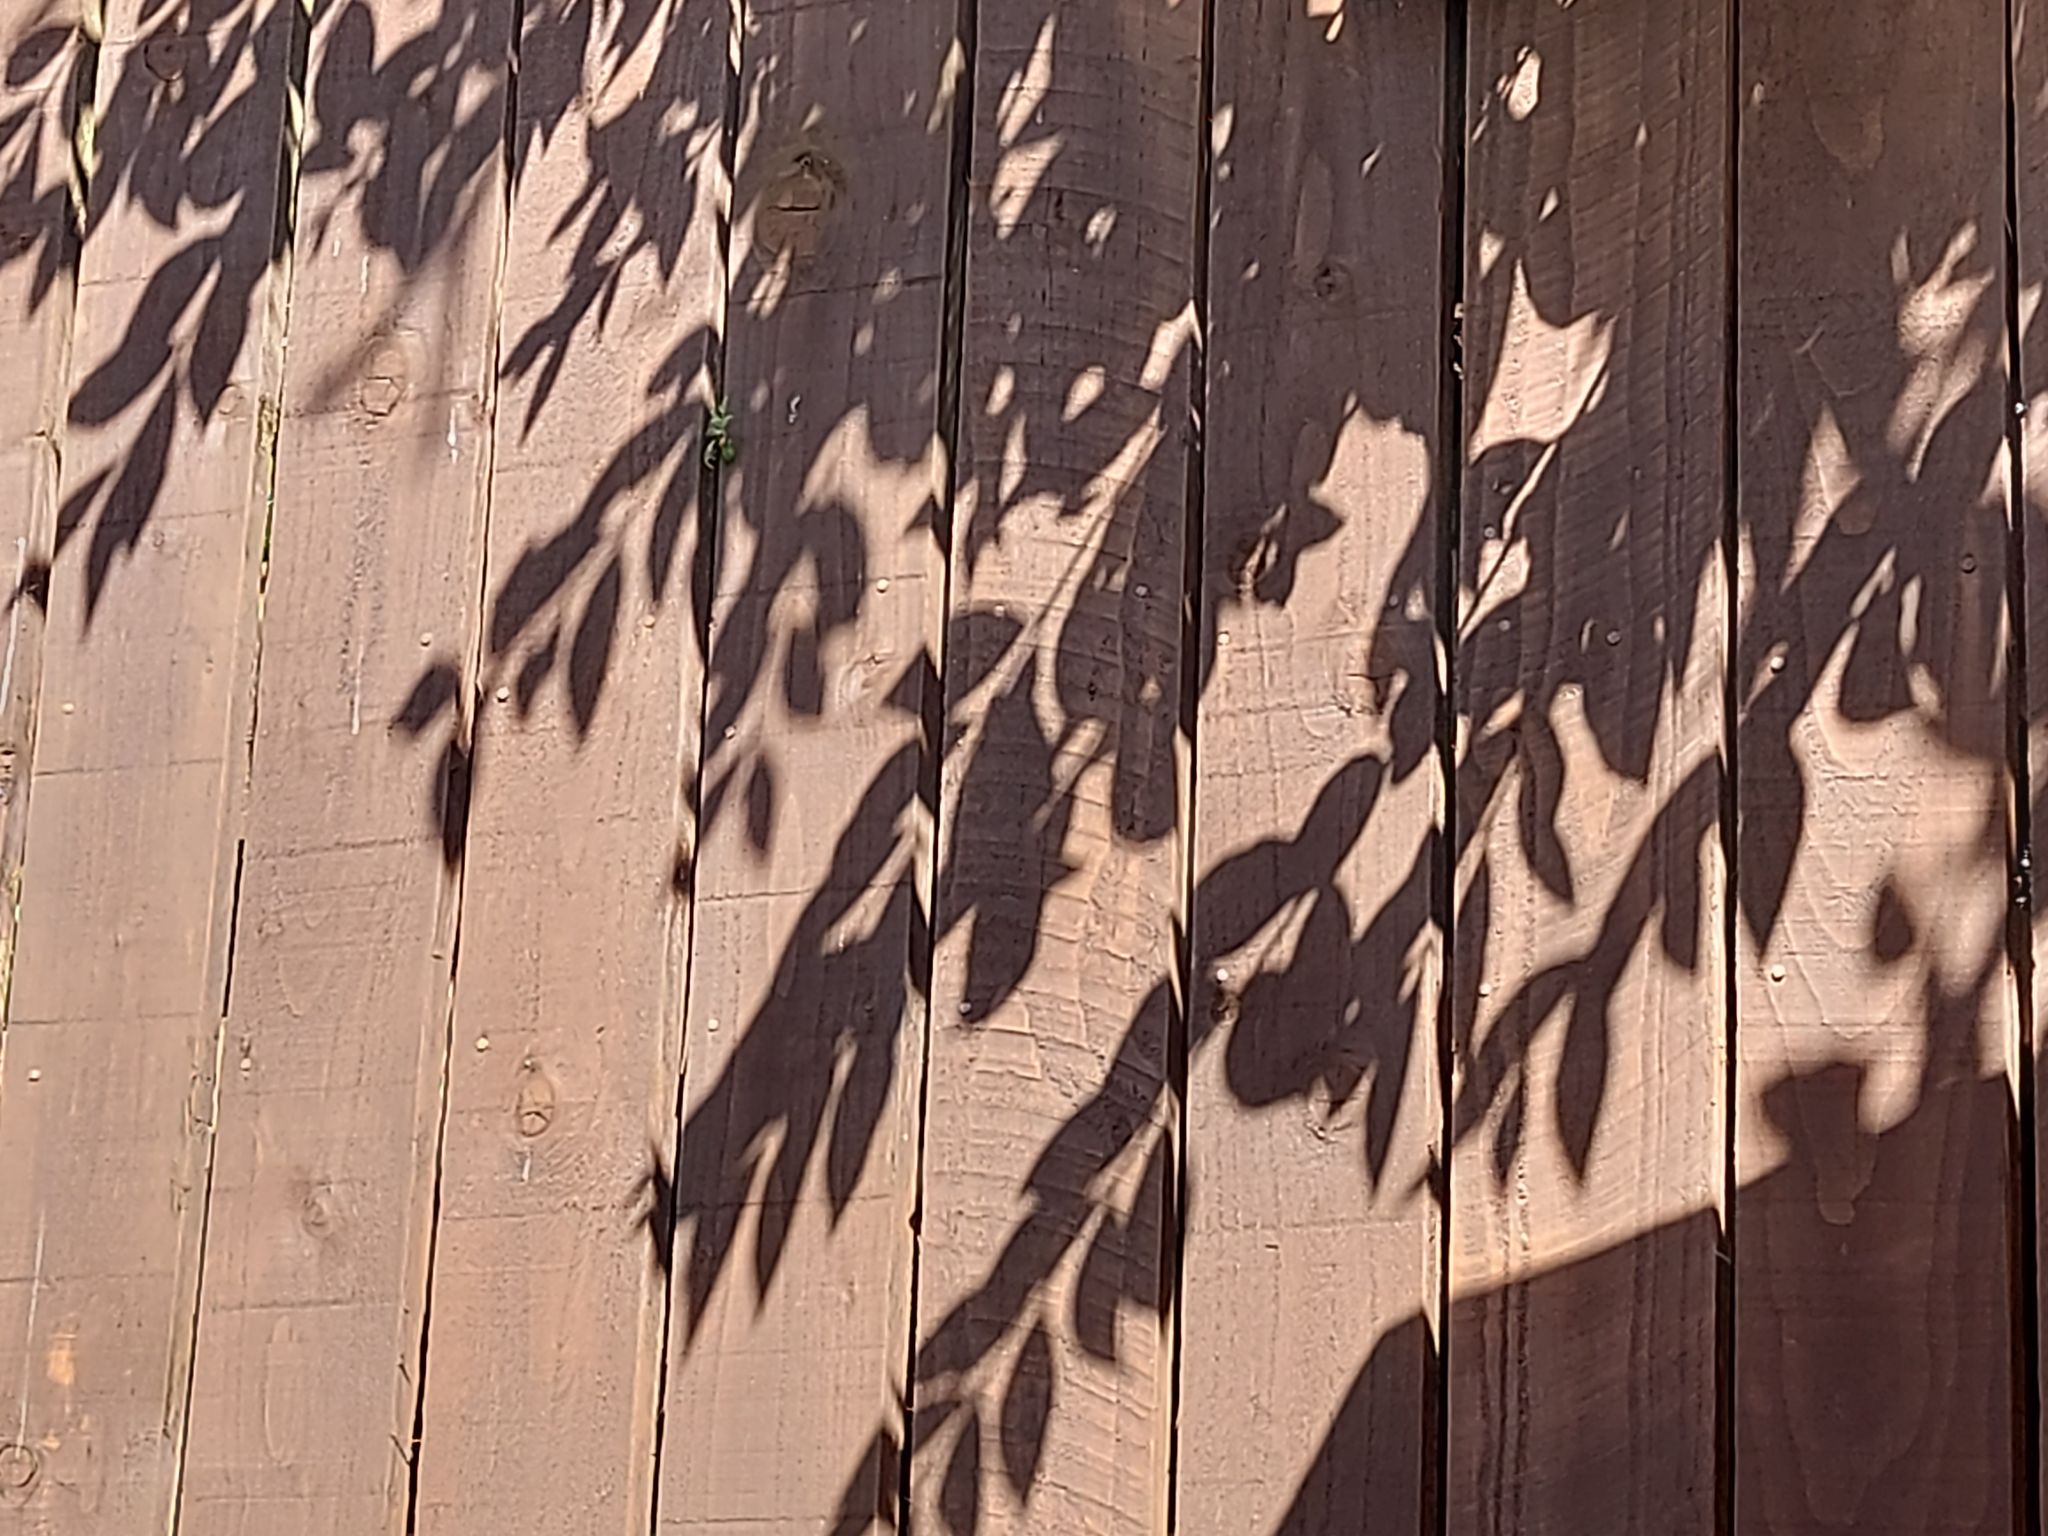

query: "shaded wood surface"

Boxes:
[0, 2, 2042, 1533]
[0, 0, 294, 1525]
[653, 0, 953, 1526]
[1448, 2, 1730, 1531]
[0, 0, 82, 994]
[175, 1, 504, 1529]
[1735, 0, 2016, 1529]
[407, 3, 724, 1532]
[906, 0, 1203, 1530]
[1179, 0, 1444, 1531]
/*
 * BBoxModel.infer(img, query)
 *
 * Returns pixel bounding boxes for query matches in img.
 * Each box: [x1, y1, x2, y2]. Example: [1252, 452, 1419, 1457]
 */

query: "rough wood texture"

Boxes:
[908, 0, 1202, 1530]
[653, 0, 953, 1528]
[174, 1, 506, 1530]
[1735, 0, 2014, 1529]
[1179, 0, 1444, 1531]
[0, 0, 294, 1526]
[0, 0, 82, 994]
[406, 3, 728, 1533]
[2014, 1, 2048, 1507]
[1448, 3, 1730, 1531]
[5, 5, 2048, 1533]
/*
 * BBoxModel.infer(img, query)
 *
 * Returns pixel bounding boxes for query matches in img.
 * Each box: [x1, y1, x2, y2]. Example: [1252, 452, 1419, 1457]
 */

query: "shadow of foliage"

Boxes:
[6, 0, 2045, 1528]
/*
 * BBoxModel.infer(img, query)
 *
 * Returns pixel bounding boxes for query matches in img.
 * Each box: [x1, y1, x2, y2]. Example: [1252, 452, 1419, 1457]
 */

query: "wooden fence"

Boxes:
[0, 0, 2044, 1531]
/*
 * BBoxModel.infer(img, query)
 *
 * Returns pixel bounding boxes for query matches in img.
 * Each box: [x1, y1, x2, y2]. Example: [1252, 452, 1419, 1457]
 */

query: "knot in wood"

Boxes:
[143, 35, 186, 80]
[359, 340, 412, 418]
[515, 1064, 557, 1138]
[300, 1185, 335, 1237]
[0, 1442, 40, 1500]
[1308, 259, 1351, 302]
[756, 146, 844, 263]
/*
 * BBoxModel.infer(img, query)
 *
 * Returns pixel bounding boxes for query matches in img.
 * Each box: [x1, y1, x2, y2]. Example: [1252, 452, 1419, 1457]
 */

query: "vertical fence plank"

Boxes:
[1179, 0, 1445, 1531]
[405, 2, 729, 1532]
[1735, 0, 2015, 1529]
[907, 0, 1203, 1529]
[0, 0, 84, 1001]
[652, 0, 956, 1527]
[0, 0, 295, 1526]
[1449, 2, 1730, 1530]
[175, 0, 509, 1530]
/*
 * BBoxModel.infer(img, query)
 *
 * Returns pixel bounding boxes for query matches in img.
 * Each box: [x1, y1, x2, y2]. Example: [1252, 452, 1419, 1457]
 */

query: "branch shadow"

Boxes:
[5, 0, 2044, 1529]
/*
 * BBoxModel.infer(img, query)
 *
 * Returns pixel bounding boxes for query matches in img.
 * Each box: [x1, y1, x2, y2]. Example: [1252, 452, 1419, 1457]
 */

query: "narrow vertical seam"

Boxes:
[401, 1, 525, 1527]
[645, 0, 745, 1527]
[2003, 1, 2041, 1529]
[1431, 4, 1470, 1534]
[893, 0, 979, 1524]
[1714, 1, 1743, 1532]
[1163, 0, 1216, 1526]
[167, 2, 312, 1528]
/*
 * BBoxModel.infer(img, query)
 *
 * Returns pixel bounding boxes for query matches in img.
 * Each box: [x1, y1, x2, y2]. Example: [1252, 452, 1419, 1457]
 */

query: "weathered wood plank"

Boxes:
[1449, 3, 1730, 1531]
[0, 0, 84, 1000]
[652, 0, 953, 1527]
[174, 1, 508, 1530]
[1735, 0, 2015, 1529]
[907, 0, 1203, 1530]
[406, 3, 728, 1533]
[1179, 0, 1445, 1530]
[0, 0, 296, 1527]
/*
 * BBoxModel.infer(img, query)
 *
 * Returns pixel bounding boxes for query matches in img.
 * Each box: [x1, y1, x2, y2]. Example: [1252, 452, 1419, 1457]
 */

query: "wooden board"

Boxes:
[1734, 0, 2015, 1529]
[2014, 0, 2048, 1509]
[0, 0, 82, 1003]
[1449, 3, 1730, 1531]
[405, 3, 729, 1533]
[651, 0, 953, 1527]
[907, 0, 1203, 1529]
[0, 0, 294, 1526]
[1177, 0, 1445, 1531]
[173, 1, 508, 1531]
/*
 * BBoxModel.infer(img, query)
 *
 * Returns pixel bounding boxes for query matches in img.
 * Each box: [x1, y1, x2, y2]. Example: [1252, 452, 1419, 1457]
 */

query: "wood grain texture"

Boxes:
[2014, 0, 2048, 1509]
[1449, 2, 1730, 1531]
[174, 1, 507, 1530]
[653, 0, 953, 1528]
[406, 3, 728, 1533]
[908, 0, 1202, 1530]
[1179, 1, 1444, 1531]
[0, 0, 83, 1001]
[0, 0, 294, 1527]
[1735, 0, 2015, 1529]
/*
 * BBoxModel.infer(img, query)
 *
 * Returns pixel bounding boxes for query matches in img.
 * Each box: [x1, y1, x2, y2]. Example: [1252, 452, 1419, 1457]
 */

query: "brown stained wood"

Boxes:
[173, 2, 508, 1531]
[1178, 1, 1444, 1532]
[405, 4, 728, 1534]
[2015, 0, 2048, 1507]
[652, 0, 952, 1528]
[1449, 2, 1729, 1531]
[1735, 0, 2014, 1530]
[0, 1, 82, 993]
[0, 0, 294, 1528]
[0, 1, 78, 1500]
[907, 0, 1201, 1531]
